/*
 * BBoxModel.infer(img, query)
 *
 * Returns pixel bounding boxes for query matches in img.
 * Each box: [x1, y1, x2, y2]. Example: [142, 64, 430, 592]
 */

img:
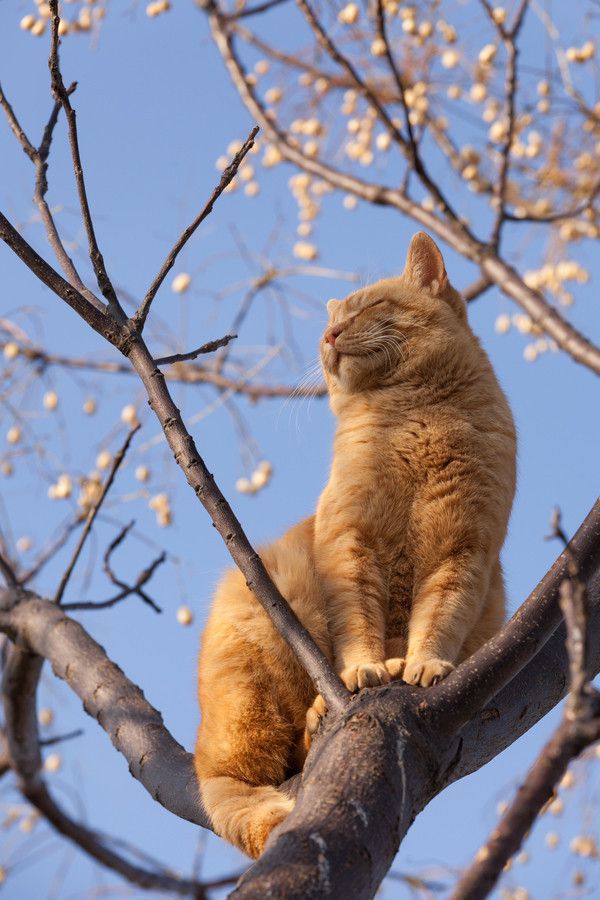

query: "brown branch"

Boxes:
[226, 0, 289, 19]
[0, 335, 326, 397]
[201, 0, 600, 376]
[154, 333, 237, 366]
[480, 0, 529, 248]
[0, 552, 19, 589]
[126, 337, 349, 712]
[20, 516, 84, 586]
[0, 631, 223, 896]
[0, 80, 105, 314]
[0, 212, 112, 341]
[426, 497, 600, 734]
[463, 275, 492, 304]
[61, 521, 166, 613]
[133, 126, 259, 331]
[48, 0, 123, 317]
[450, 528, 600, 900]
[293, 0, 409, 152]
[54, 425, 140, 604]
[0, 590, 209, 826]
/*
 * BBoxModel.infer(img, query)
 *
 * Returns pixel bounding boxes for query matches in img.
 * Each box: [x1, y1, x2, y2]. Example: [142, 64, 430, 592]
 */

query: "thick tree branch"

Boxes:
[0, 629, 231, 896]
[0, 212, 111, 340]
[0, 590, 208, 826]
[451, 545, 600, 900]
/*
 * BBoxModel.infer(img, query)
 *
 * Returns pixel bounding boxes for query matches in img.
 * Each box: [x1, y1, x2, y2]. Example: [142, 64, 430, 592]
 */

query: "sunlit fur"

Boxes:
[195, 233, 516, 858]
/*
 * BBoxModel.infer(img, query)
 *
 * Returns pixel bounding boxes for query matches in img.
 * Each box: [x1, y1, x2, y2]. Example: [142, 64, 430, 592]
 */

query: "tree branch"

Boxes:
[54, 426, 140, 604]
[48, 0, 123, 317]
[201, 0, 600, 376]
[0, 80, 105, 314]
[154, 333, 237, 366]
[133, 127, 259, 331]
[450, 530, 600, 900]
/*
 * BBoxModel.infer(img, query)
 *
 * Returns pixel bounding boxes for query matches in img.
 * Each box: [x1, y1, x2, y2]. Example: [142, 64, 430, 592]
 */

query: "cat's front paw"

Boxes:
[304, 693, 327, 750]
[340, 662, 391, 693]
[384, 657, 406, 681]
[403, 657, 454, 687]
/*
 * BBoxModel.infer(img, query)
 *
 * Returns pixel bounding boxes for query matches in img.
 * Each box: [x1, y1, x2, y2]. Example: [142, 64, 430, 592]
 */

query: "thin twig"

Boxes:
[48, 0, 123, 317]
[39, 729, 83, 748]
[0, 81, 104, 313]
[462, 276, 492, 304]
[53, 426, 140, 605]
[63, 521, 165, 613]
[154, 333, 236, 366]
[133, 126, 259, 330]
[226, 0, 289, 19]
[0, 553, 18, 589]
[20, 516, 84, 586]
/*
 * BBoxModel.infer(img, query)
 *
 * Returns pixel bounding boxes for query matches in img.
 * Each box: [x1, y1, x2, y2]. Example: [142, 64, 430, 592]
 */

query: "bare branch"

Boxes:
[133, 126, 259, 331]
[48, 0, 123, 317]
[226, 0, 290, 19]
[462, 276, 492, 304]
[450, 524, 600, 900]
[54, 425, 140, 605]
[0, 552, 18, 589]
[201, 0, 600, 376]
[0, 212, 112, 340]
[0, 590, 209, 826]
[0, 632, 223, 896]
[154, 333, 237, 366]
[0, 334, 327, 398]
[61, 521, 166, 613]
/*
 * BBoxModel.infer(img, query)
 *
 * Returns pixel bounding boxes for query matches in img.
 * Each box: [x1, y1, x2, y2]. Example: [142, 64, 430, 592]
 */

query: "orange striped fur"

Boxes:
[195, 233, 516, 857]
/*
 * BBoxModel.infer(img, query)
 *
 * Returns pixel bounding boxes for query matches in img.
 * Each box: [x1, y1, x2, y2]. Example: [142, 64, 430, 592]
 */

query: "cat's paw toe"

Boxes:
[403, 657, 454, 687]
[304, 694, 327, 749]
[384, 657, 406, 681]
[340, 662, 391, 692]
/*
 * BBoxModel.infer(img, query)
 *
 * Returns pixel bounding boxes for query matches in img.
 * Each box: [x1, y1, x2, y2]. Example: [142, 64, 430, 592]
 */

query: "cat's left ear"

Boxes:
[402, 232, 448, 296]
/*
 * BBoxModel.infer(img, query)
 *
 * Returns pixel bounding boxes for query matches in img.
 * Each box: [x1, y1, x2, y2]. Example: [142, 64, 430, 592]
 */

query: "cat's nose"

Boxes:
[325, 326, 343, 347]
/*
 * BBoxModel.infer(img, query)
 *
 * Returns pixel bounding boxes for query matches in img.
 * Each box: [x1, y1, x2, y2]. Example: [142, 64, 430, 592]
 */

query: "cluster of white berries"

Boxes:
[146, 0, 171, 17]
[566, 41, 595, 63]
[48, 473, 73, 500]
[20, 0, 104, 37]
[524, 261, 589, 306]
[149, 492, 172, 526]
[235, 460, 273, 495]
[120, 404, 140, 428]
[78, 472, 103, 514]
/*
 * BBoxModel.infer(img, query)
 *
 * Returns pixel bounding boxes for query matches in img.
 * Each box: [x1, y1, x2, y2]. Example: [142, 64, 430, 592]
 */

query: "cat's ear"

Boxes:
[327, 298, 341, 316]
[402, 232, 448, 296]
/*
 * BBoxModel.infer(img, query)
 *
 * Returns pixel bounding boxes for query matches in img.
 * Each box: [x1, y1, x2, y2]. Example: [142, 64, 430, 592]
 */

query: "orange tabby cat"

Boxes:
[195, 233, 516, 859]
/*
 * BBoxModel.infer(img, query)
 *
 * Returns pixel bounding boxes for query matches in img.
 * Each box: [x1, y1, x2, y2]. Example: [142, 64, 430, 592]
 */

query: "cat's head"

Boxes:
[320, 232, 468, 394]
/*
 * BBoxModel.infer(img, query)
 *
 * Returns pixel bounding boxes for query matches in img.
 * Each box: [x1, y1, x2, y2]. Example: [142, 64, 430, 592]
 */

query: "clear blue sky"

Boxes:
[1, 1, 599, 897]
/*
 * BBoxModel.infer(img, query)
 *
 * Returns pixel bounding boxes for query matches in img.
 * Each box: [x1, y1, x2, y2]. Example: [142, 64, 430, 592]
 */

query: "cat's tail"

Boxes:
[199, 775, 294, 859]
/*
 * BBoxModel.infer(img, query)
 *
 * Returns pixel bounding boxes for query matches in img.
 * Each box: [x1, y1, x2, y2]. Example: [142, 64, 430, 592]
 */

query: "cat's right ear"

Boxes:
[327, 298, 341, 316]
[402, 232, 448, 296]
